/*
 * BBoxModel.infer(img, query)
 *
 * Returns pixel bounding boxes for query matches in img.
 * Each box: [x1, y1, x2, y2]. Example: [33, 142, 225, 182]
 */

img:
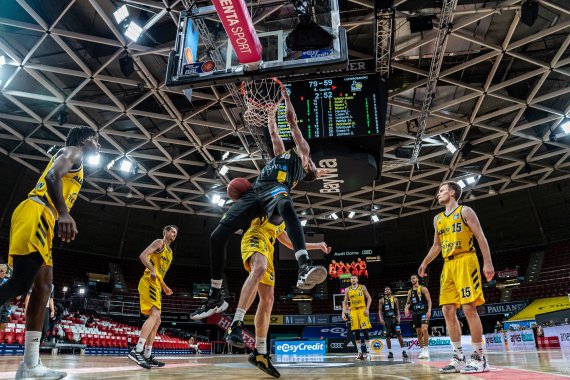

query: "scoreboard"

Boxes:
[277, 73, 385, 140]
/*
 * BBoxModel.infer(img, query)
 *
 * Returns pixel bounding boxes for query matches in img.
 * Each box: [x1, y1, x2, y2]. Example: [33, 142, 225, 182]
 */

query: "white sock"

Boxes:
[365, 340, 371, 353]
[144, 345, 153, 359]
[357, 344, 362, 354]
[211, 279, 223, 289]
[451, 341, 463, 357]
[472, 342, 484, 357]
[233, 308, 245, 323]
[294, 249, 309, 261]
[136, 338, 146, 353]
[23, 331, 41, 368]
[256, 337, 267, 355]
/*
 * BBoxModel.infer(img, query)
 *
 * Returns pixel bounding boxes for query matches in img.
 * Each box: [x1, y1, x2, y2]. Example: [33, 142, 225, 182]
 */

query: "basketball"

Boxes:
[227, 177, 252, 201]
[201, 60, 216, 72]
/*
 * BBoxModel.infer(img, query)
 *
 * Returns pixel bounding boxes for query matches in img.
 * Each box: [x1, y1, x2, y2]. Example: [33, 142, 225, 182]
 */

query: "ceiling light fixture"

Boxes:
[348, 211, 355, 219]
[465, 176, 476, 185]
[212, 194, 221, 204]
[87, 154, 100, 166]
[219, 165, 229, 176]
[440, 135, 457, 154]
[371, 215, 379, 223]
[330, 213, 338, 220]
[125, 22, 143, 42]
[113, 5, 129, 24]
[217, 198, 226, 207]
[457, 180, 466, 189]
[120, 158, 133, 172]
[301, 220, 307, 226]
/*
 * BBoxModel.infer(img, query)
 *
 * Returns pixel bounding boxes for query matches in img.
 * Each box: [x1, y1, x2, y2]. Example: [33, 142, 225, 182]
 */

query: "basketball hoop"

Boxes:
[240, 78, 286, 128]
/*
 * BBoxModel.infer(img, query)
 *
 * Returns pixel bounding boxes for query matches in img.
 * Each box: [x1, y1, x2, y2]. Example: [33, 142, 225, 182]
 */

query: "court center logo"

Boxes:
[370, 339, 384, 354]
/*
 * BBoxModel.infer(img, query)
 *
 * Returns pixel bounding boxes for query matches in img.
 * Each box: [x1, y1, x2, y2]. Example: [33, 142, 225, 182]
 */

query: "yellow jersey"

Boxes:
[143, 242, 173, 282]
[29, 153, 83, 217]
[436, 205, 476, 259]
[347, 285, 366, 309]
[249, 217, 286, 247]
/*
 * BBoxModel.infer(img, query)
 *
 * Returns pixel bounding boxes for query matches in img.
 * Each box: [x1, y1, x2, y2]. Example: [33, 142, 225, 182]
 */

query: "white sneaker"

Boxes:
[423, 349, 430, 360]
[461, 353, 489, 373]
[439, 354, 465, 373]
[15, 360, 67, 379]
[418, 349, 426, 359]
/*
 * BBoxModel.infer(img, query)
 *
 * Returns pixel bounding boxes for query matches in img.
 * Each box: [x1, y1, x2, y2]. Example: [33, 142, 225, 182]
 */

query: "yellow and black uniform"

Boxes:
[381, 297, 400, 337]
[347, 285, 371, 331]
[138, 242, 173, 315]
[9, 154, 83, 267]
[437, 205, 485, 307]
[241, 216, 285, 287]
[410, 286, 429, 329]
[220, 149, 307, 230]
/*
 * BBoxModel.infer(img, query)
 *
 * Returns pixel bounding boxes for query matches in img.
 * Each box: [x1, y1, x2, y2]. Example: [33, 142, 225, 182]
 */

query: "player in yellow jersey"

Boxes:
[128, 225, 177, 369]
[342, 275, 372, 360]
[419, 181, 494, 374]
[226, 215, 331, 378]
[0, 126, 98, 379]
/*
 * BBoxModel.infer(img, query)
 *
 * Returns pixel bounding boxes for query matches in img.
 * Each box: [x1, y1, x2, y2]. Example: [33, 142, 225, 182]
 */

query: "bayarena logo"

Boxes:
[370, 339, 384, 354]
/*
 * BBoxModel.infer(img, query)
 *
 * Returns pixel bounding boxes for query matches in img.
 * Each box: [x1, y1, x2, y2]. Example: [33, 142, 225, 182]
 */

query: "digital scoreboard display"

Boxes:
[277, 74, 384, 140]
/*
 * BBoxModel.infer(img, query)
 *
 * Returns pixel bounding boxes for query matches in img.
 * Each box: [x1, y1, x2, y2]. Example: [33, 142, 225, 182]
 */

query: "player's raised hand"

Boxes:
[483, 261, 495, 282]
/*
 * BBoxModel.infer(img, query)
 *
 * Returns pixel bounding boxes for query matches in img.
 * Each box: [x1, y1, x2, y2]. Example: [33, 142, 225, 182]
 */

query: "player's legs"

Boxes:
[227, 252, 268, 348]
[248, 280, 280, 378]
[353, 329, 363, 359]
[143, 307, 165, 367]
[0, 253, 43, 305]
[421, 323, 430, 355]
[440, 303, 465, 373]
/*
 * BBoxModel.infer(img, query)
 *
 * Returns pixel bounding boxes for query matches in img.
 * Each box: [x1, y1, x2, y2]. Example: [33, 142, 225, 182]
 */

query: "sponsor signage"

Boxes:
[244, 314, 283, 325]
[207, 313, 255, 350]
[507, 331, 536, 351]
[327, 338, 351, 353]
[303, 325, 384, 339]
[497, 268, 519, 279]
[274, 340, 326, 355]
[485, 333, 507, 351]
[160, 312, 191, 322]
[284, 315, 331, 325]
[543, 325, 570, 349]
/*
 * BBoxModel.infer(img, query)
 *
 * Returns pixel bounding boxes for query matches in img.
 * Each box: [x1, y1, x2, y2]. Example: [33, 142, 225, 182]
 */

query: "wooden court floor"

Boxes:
[0, 350, 569, 379]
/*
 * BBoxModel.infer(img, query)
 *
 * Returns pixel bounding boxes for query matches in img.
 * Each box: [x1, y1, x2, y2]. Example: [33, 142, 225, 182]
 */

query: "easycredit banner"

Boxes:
[509, 296, 570, 322]
[485, 333, 507, 351]
[211, 0, 262, 63]
[274, 340, 326, 355]
[507, 330, 536, 351]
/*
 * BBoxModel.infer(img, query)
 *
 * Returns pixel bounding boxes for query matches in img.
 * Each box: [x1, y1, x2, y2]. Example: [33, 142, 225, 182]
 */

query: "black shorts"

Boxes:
[412, 312, 429, 329]
[220, 183, 291, 230]
[0, 302, 9, 323]
[384, 317, 400, 337]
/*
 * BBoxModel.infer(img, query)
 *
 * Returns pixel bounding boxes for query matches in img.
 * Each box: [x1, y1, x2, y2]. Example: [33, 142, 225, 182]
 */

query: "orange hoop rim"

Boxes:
[240, 77, 286, 110]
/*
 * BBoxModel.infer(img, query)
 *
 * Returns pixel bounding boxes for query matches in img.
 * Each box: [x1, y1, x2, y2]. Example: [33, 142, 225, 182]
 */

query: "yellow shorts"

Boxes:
[439, 253, 485, 308]
[138, 276, 162, 315]
[350, 307, 372, 331]
[9, 199, 55, 267]
[241, 226, 275, 287]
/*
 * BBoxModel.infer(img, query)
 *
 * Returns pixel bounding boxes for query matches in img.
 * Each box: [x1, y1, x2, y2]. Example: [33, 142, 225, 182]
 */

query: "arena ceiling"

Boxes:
[0, 0, 569, 230]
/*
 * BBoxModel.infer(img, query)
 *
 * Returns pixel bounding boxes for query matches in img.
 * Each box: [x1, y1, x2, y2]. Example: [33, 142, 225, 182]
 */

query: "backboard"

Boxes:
[165, 0, 348, 89]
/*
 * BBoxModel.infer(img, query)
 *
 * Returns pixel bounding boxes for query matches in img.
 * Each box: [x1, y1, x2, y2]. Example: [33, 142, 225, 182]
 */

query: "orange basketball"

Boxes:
[227, 178, 252, 201]
[202, 60, 216, 72]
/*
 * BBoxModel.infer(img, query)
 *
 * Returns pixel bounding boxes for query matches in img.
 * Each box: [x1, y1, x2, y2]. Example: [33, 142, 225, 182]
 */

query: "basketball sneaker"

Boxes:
[423, 349, 430, 360]
[356, 353, 364, 360]
[387, 351, 394, 359]
[296, 260, 327, 290]
[248, 348, 280, 378]
[190, 288, 229, 320]
[402, 350, 408, 359]
[145, 355, 165, 368]
[15, 360, 67, 380]
[439, 353, 465, 373]
[226, 320, 245, 348]
[460, 352, 489, 373]
[128, 349, 152, 369]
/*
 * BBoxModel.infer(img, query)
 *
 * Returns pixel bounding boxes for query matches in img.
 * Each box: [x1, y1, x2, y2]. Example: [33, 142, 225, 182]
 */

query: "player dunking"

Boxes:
[404, 274, 432, 359]
[419, 181, 494, 373]
[191, 91, 327, 320]
[0, 126, 99, 380]
[379, 287, 408, 359]
[225, 215, 331, 377]
[342, 275, 372, 360]
[128, 225, 177, 369]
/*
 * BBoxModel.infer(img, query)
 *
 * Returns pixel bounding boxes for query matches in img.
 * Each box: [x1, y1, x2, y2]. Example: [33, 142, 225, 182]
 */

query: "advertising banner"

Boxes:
[509, 296, 570, 322]
[485, 333, 507, 351]
[244, 314, 283, 325]
[507, 330, 536, 351]
[327, 338, 353, 353]
[327, 247, 381, 279]
[274, 340, 326, 355]
[207, 313, 255, 350]
[543, 325, 570, 349]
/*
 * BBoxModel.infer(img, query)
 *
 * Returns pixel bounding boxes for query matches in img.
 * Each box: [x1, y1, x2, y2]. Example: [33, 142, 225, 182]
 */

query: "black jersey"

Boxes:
[410, 286, 428, 313]
[254, 149, 306, 190]
[382, 297, 397, 318]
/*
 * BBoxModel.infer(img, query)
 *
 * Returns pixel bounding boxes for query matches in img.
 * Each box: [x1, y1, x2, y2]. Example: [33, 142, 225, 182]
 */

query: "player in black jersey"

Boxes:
[405, 274, 432, 359]
[191, 92, 326, 320]
[379, 286, 408, 359]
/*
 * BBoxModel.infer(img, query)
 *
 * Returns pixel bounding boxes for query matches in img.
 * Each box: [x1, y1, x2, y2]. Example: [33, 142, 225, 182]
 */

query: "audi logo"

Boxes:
[330, 343, 344, 348]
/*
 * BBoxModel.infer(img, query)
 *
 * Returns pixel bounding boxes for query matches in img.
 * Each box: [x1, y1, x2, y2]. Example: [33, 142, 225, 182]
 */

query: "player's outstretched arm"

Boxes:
[418, 216, 442, 277]
[267, 106, 285, 156]
[462, 206, 495, 282]
[284, 92, 310, 162]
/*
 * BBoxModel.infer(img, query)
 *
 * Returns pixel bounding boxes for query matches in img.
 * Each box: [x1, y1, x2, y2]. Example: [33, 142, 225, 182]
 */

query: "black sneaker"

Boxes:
[248, 348, 280, 378]
[190, 288, 229, 320]
[296, 260, 327, 290]
[128, 349, 151, 369]
[387, 351, 394, 359]
[226, 320, 245, 348]
[402, 350, 408, 358]
[145, 355, 165, 368]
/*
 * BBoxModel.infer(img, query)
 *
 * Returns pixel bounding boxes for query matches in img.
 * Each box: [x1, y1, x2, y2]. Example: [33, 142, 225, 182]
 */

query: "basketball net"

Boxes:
[240, 77, 286, 128]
